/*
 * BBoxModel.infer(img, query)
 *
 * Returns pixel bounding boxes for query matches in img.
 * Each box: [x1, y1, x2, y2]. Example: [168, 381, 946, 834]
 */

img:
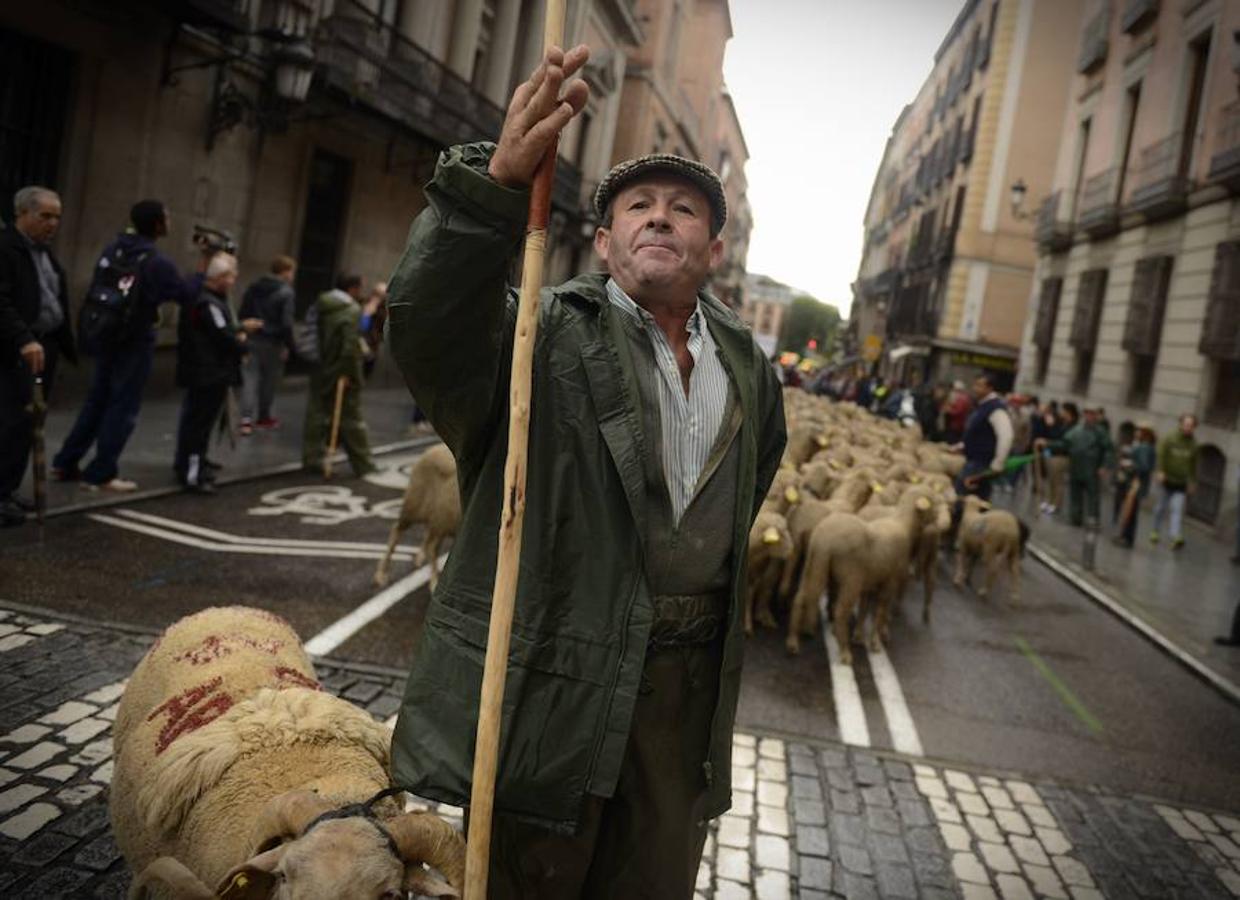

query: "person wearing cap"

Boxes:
[385, 44, 785, 898]
[52, 199, 199, 492]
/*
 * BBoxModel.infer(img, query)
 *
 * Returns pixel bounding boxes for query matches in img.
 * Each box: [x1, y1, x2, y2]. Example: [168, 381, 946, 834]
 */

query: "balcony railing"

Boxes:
[1035, 191, 1073, 253]
[888, 281, 936, 338]
[1078, 5, 1110, 74]
[316, 1, 582, 215]
[1126, 132, 1191, 222]
[1077, 169, 1120, 238]
[1121, 0, 1159, 33]
[1207, 101, 1240, 192]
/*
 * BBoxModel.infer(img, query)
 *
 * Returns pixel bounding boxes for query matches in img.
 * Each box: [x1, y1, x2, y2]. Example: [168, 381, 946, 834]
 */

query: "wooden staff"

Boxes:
[323, 375, 347, 480]
[464, 3, 566, 895]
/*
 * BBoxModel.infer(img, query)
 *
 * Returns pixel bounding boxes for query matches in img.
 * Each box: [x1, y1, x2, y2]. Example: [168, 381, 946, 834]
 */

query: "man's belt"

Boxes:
[648, 591, 729, 649]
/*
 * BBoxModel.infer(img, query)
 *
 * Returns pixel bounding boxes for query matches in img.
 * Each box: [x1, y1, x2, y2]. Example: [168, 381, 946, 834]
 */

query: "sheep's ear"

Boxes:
[130, 857, 217, 900]
[762, 527, 782, 545]
[979, 500, 993, 511]
[915, 496, 932, 511]
[815, 435, 829, 447]
[216, 851, 283, 900]
[784, 486, 800, 503]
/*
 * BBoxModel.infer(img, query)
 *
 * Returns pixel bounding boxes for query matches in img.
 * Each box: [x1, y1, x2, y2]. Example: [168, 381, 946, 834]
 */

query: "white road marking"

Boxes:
[89, 513, 415, 562]
[113, 508, 419, 555]
[867, 646, 924, 757]
[821, 594, 871, 747]
[303, 554, 447, 656]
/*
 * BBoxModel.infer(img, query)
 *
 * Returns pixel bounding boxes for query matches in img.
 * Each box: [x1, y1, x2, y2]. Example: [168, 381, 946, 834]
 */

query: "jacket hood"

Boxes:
[115, 231, 157, 254]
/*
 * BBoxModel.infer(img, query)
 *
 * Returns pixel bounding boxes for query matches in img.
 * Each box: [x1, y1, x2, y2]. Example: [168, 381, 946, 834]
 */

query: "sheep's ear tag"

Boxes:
[762, 527, 781, 545]
[828, 459, 842, 469]
[219, 869, 278, 900]
[871, 482, 884, 493]
[932, 482, 943, 493]
[784, 486, 800, 503]
[815, 435, 829, 447]
[916, 496, 932, 511]
[909, 474, 921, 483]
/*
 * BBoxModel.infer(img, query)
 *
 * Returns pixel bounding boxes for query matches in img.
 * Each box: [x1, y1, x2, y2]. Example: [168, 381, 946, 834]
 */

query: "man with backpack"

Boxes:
[237, 254, 297, 434]
[52, 200, 196, 492]
[0, 186, 76, 527]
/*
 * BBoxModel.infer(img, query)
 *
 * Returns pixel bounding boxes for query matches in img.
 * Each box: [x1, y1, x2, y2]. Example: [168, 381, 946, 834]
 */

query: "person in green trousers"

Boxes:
[1037, 405, 1114, 527]
[301, 272, 376, 478]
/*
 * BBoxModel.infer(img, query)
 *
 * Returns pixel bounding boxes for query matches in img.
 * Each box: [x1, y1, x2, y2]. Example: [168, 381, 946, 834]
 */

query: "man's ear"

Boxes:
[594, 226, 611, 263]
[708, 236, 724, 270]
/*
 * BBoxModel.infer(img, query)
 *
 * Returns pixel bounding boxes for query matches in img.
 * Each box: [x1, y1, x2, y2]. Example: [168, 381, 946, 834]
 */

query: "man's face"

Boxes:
[1180, 415, 1196, 436]
[971, 377, 990, 401]
[1084, 409, 1099, 426]
[349, 279, 367, 300]
[16, 193, 62, 244]
[594, 174, 722, 301]
[209, 269, 238, 294]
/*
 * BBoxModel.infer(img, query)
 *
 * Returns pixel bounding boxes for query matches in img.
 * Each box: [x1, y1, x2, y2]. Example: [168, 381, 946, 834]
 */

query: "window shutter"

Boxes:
[1070, 269, 1107, 349]
[1122, 255, 1173, 356]
[1199, 241, 1240, 360]
[1033, 277, 1062, 348]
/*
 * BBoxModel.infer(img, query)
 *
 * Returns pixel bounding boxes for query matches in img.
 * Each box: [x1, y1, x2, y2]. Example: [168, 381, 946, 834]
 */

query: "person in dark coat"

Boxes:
[956, 372, 1012, 501]
[0, 186, 76, 526]
[173, 254, 256, 493]
[237, 254, 297, 433]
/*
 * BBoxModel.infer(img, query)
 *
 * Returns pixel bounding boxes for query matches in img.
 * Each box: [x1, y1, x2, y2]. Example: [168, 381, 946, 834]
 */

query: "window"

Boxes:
[1179, 30, 1212, 179]
[1126, 356, 1155, 407]
[573, 109, 594, 169]
[1033, 277, 1062, 385]
[1116, 83, 1141, 202]
[1070, 269, 1107, 394]
[1199, 241, 1240, 360]
[1207, 360, 1240, 427]
[1123, 255, 1172, 406]
[1070, 118, 1093, 219]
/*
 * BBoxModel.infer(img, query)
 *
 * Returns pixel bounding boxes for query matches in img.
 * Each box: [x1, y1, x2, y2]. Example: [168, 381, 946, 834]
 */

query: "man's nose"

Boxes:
[644, 208, 672, 231]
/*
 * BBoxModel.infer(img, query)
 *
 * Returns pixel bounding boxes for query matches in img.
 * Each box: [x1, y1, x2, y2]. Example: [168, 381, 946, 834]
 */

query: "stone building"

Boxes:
[850, 0, 1084, 391]
[1016, 0, 1240, 532]
[739, 272, 793, 357]
[0, 0, 641, 349]
[609, 0, 752, 307]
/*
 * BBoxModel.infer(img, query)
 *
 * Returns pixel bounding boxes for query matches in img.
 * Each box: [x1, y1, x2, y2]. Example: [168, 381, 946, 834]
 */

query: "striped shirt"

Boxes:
[606, 278, 730, 523]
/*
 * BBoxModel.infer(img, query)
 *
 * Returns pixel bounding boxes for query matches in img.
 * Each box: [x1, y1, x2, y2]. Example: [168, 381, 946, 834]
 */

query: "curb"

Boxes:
[41, 434, 440, 520]
[1026, 540, 1240, 708]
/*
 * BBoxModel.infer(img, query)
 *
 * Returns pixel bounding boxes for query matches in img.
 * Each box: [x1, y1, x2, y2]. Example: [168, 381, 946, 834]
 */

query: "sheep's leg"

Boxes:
[374, 522, 404, 587]
[981, 547, 999, 599]
[756, 566, 779, 629]
[424, 532, 442, 591]
[922, 549, 936, 624]
[834, 585, 858, 666]
[778, 539, 801, 599]
[1008, 548, 1022, 604]
[744, 582, 756, 636]
[952, 546, 967, 589]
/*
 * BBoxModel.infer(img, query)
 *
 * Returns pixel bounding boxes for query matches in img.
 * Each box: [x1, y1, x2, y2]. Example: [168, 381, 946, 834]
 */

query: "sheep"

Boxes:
[858, 483, 954, 627]
[745, 510, 794, 635]
[374, 444, 461, 589]
[788, 489, 938, 661]
[112, 607, 464, 900]
[777, 469, 876, 601]
[953, 495, 1024, 603]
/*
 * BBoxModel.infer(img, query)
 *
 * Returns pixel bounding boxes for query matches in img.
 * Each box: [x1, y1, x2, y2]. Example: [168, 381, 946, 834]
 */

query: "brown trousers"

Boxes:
[486, 642, 721, 899]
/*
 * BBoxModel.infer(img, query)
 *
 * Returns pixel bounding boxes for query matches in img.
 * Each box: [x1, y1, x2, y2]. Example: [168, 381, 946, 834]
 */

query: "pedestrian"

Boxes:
[52, 199, 196, 492]
[386, 44, 785, 899]
[1037, 402, 1073, 515]
[1040, 405, 1114, 528]
[237, 254, 297, 434]
[1110, 421, 1136, 525]
[0, 186, 76, 527]
[173, 254, 256, 494]
[301, 272, 375, 477]
[956, 372, 1012, 501]
[941, 379, 972, 444]
[360, 280, 387, 381]
[1112, 421, 1155, 548]
[1150, 413, 1200, 550]
[1006, 394, 1034, 494]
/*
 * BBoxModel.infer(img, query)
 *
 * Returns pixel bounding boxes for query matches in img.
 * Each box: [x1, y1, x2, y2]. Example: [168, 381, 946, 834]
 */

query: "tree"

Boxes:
[780, 296, 841, 356]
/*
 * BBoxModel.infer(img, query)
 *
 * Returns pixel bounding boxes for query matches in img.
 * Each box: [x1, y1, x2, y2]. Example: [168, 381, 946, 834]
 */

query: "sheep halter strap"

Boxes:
[297, 785, 404, 859]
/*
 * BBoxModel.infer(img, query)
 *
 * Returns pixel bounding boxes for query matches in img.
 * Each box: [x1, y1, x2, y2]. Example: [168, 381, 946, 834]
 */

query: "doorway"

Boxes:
[294, 148, 354, 316]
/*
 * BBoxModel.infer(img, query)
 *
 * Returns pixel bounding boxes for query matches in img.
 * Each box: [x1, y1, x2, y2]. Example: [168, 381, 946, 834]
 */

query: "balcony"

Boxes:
[935, 230, 956, 265]
[1077, 169, 1120, 239]
[164, 0, 250, 33]
[1207, 101, 1240, 192]
[316, 1, 582, 215]
[1121, 0, 1159, 33]
[1126, 133, 1191, 223]
[888, 282, 936, 339]
[1035, 191, 1073, 253]
[1077, 6, 1110, 74]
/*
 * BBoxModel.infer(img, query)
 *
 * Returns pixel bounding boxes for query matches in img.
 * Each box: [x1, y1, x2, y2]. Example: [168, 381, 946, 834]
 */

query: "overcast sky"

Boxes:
[723, 0, 963, 318]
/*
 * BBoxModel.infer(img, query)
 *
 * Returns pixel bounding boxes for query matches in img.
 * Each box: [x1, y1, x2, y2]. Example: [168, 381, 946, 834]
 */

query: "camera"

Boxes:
[192, 225, 238, 256]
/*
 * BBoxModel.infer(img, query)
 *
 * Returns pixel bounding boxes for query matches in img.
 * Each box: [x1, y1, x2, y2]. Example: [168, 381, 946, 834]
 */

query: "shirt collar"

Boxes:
[605, 277, 704, 336]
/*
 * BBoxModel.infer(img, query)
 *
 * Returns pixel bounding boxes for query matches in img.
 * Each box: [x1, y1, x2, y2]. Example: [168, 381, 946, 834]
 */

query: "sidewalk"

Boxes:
[1, 602, 1240, 899]
[16, 354, 423, 518]
[993, 483, 1240, 701]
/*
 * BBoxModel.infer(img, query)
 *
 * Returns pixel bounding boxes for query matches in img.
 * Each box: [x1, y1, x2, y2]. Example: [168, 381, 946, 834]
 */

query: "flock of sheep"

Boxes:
[748, 389, 1027, 665]
[110, 391, 1031, 898]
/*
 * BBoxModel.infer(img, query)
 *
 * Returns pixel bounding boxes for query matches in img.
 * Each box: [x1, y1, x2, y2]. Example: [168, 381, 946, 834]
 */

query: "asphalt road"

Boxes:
[3, 444, 1239, 812]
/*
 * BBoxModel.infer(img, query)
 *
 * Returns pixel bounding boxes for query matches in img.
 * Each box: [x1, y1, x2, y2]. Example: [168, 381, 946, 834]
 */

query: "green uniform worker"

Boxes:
[301, 273, 375, 477]
[386, 45, 785, 899]
[1045, 406, 1114, 527]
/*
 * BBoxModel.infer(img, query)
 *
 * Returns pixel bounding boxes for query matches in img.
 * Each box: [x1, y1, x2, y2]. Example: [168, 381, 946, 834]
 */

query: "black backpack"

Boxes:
[77, 241, 152, 355]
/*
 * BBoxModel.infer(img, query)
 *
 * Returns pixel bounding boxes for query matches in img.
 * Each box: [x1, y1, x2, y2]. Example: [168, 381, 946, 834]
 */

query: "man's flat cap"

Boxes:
[594, 154, 728, 235]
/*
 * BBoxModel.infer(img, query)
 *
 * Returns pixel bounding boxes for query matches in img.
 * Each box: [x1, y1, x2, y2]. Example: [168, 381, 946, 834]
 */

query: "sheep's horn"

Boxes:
[248, 790, 334, 854]
[129, 857, 217, 900]
[387, 810, 467, 893]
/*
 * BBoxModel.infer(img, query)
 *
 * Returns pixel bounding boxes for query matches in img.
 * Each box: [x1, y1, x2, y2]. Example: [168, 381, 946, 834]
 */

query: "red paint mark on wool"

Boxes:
[147, 676, 235, 754]
[273, 666, 321, 691]
[173, 633, 286, 666]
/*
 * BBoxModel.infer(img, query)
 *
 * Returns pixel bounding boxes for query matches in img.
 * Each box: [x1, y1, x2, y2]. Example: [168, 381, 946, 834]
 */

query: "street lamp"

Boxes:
[1009, 178, 1029, 219]
[272, 38, 316, 103]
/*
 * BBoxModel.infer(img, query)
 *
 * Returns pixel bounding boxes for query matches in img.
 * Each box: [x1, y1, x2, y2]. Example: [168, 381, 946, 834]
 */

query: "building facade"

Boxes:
[851, 0, 1083, 390]
[0, 0, 642, 351]
[739, 272, 793, 357]
[609, 0, 751, 307]
[1016, 0, 1240, 532]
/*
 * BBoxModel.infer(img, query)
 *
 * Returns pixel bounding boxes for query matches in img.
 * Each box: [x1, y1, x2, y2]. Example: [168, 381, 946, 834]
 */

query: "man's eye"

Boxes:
[675, 205, 695, 215]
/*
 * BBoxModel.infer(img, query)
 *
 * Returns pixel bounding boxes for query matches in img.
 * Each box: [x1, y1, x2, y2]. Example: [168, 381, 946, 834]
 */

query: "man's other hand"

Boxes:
[488, 45, 591, 188]
[19, 341, 44, 375]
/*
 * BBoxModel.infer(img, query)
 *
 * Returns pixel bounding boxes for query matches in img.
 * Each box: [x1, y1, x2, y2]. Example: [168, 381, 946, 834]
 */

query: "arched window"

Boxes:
[1188, 444, 1226, 524]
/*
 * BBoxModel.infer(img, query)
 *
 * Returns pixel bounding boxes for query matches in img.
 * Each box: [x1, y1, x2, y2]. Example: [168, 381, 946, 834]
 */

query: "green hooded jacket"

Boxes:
[315, 289, 364, 387]
[1157, 431, 1199, 488]
[385, 143, 786, 833]
[1052, 422, 1116, 481]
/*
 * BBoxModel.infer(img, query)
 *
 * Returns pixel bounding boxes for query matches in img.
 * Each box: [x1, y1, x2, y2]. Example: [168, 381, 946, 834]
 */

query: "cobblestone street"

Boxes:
[2, 603, 1238, 899]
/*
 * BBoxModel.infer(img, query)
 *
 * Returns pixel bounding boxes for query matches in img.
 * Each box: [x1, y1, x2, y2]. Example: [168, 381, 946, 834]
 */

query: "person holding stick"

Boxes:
[301, 272, 375, 478]
[1112, 421, 1155, 548]
[387, 44, 786, 899]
